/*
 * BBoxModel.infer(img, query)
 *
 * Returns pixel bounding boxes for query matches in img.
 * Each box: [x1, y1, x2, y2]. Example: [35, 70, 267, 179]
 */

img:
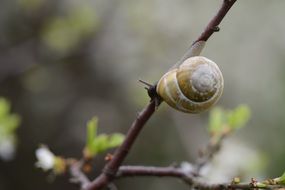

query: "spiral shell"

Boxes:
[156, 56, 224, 113]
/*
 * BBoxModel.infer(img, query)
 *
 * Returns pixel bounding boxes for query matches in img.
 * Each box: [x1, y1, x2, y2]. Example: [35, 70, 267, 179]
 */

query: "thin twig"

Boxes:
[70, 160, 91, 190]
[117, 165, 285, 190]
[85, 1, 237, 189]
[194, 134, 226, 174]
[117, 165, 194, 186]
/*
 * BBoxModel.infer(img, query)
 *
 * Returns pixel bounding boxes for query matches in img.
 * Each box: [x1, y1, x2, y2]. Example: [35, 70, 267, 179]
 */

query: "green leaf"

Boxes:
[86, 117, 98, 153]
[0, 98, 10, 118]
[281, 171, 285, 180]
[1, 114, 21, 134]
[227, 105, 250, 129]
[0, 97, 21, 135]
[0, 97, 21, 161]
[84, 117, 125, 157]
[108, 133, 124, 148]
[208, 107, 224, 133]
[91, 134, 108, 155]
[91, 133, 124, 155]
[208, 105, 251, 137]
[276, 171, 285, 184]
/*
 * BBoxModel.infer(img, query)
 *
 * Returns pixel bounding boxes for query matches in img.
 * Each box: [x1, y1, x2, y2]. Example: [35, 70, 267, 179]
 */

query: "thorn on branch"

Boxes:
[213, 26, 220, 32]
[105, 153, 114, 162]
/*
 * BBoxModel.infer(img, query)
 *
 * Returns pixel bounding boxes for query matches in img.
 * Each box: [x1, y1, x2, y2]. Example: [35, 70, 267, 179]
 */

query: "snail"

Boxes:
[156, 56, 224, 113]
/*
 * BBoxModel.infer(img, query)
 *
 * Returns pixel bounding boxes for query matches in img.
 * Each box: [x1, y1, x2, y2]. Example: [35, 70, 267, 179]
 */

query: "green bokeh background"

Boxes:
[1, 0, 285, 189]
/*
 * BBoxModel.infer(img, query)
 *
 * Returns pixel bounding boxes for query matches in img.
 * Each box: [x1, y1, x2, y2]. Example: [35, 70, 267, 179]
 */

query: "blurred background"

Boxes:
[1, 0, 285, 189]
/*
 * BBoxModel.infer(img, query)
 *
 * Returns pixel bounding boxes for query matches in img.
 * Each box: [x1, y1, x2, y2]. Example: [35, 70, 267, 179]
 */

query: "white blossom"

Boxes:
[0, 137, 15, 161]
[35, 146, 55, 171]
[180, 162, 194, 174]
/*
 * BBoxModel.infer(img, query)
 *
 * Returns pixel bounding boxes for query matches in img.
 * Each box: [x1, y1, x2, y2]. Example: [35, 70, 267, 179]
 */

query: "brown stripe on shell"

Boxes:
[157, 70, 189, 112]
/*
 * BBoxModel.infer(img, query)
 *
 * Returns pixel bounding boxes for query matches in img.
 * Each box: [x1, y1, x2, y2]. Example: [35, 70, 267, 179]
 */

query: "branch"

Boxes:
[117, 165, 284, 190]
[85, 1, 237, 189]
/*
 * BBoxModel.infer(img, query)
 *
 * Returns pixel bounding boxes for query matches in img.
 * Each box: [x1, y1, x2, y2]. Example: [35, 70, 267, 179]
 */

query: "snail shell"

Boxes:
[156, 56, 224, 113]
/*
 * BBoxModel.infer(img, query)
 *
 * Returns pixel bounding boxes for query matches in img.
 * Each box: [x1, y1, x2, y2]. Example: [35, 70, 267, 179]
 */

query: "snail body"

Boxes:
[156, 56, 223, 113]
